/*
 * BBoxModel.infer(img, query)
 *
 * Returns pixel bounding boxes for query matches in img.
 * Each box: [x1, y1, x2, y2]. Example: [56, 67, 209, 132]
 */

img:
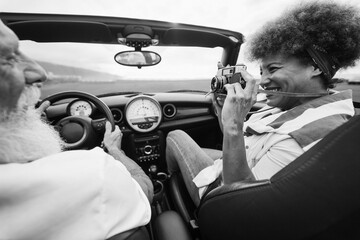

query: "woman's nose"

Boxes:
[260, 75, 270, 87]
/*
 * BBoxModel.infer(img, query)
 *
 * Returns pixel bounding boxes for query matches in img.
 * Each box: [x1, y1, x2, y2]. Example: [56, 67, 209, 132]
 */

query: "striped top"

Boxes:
[193, 90, 354, 195]
[244, 90, 354, 150]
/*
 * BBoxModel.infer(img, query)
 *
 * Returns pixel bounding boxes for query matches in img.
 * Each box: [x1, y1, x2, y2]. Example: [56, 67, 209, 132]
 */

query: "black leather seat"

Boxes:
[154, 210, 192, 240]
[196, 115, 360, 240]
[107, 226, 150, 240]
[107, 212, 193, 240]
[169, 171, 197, 227]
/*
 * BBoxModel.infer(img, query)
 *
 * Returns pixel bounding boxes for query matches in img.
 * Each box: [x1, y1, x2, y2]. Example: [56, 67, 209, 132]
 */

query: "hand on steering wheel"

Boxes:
[36, 100, 50, 120]
[102, 121, 123, 153]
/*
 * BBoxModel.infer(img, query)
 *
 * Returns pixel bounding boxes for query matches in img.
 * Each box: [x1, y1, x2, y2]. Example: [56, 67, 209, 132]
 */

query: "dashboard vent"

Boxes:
[163, 104, 177, 118]
[111, 108, 123, 123]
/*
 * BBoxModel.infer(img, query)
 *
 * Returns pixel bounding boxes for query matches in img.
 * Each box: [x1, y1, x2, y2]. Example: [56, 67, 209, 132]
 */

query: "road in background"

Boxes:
[335, 82, 360, 103]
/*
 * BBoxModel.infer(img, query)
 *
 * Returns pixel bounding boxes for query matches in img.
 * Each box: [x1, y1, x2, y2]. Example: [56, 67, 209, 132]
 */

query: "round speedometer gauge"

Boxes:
[125, 95, 162, 132]
[68, 100, 93, 117]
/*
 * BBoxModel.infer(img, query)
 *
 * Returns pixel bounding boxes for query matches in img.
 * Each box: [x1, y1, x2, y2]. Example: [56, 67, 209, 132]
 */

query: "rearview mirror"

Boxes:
[114, 50, 161, 68]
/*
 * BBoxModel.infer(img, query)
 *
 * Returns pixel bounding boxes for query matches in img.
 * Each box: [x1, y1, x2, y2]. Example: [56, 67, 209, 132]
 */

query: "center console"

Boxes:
[125, 130, 166, 173]
[124, 130, 168, 206]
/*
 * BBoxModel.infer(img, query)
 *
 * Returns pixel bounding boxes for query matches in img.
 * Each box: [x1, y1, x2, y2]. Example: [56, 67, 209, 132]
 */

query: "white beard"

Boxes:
[0, 86, 65, 164]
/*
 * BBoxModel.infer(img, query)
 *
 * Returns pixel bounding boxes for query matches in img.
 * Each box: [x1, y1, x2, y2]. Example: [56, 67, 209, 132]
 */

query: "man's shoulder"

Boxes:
[3, 147, 111, 180]
[34, 147, 130, 179]
[38, 147, 108, 165]
[0, 148, 109, 195]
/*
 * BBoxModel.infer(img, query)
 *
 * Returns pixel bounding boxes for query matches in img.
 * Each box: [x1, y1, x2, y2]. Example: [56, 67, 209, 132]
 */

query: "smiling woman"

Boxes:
[248, 1, 360, 108]
[165, 0, 359, 208]
[258, 54, 330, 110]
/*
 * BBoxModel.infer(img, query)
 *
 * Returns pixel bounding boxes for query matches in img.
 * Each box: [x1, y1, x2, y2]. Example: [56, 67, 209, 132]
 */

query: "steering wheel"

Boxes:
[39, 91, 115, 150]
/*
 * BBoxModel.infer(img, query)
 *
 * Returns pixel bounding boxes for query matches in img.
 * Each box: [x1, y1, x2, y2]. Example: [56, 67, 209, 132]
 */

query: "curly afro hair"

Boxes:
[247, 1, 360, 69]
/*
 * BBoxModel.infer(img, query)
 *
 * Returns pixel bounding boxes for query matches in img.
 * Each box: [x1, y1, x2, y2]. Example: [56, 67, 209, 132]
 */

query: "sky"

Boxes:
[3, 0, 360, 35]
[1, 0, 360, 79]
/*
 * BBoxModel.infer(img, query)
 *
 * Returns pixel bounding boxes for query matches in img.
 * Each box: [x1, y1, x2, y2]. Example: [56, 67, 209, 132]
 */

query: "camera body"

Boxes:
[211, 64, 247, 94]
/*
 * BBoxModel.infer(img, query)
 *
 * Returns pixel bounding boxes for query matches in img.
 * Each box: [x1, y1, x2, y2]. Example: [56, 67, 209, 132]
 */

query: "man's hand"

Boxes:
[103, 121, 123, 152]
[36, 100, 50, 121]
[103, 121, 154, 202]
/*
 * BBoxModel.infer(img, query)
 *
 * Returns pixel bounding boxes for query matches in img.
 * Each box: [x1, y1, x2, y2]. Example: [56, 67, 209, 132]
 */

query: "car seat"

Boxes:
[170, 114, 360, 240]
[197, 114, 360, 240]
[106, 226, 150, 240]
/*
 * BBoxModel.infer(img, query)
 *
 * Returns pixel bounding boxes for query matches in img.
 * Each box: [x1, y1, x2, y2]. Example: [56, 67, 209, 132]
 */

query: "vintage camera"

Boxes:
[211, 64, 247, 94]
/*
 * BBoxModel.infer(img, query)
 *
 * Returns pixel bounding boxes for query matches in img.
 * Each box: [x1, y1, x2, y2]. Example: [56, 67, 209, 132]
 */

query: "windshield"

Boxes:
[20, 41, 223, 97]
[5, 0, 360, 97]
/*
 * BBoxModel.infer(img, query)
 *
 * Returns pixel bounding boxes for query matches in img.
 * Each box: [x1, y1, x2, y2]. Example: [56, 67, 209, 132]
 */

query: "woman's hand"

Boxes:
[103, 121, 123, 153]
[221, 69, 259, 132]
[208, 93, 225, 132]
[221, 69, 259, 184]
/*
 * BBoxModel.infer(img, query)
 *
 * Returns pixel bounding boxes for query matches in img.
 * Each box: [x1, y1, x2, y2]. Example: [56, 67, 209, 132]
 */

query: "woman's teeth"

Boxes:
[265, 87, 281, 92]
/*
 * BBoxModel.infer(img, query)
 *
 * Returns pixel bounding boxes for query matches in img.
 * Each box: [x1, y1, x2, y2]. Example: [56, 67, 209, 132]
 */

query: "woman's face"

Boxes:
[260, 54, 324, 110]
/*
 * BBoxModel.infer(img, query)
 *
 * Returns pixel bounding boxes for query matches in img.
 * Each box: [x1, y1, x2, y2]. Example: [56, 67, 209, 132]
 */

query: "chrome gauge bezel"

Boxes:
[125, 95, 163, 133]
[67, 99, 93, 117]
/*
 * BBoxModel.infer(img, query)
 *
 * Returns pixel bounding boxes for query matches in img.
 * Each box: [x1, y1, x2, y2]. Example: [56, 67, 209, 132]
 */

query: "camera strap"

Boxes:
[206, 89, 329, 98]
[257, 89, 329, 98]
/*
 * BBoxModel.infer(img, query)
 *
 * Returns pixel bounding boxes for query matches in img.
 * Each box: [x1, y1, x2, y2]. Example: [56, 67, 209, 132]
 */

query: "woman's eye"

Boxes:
[268, 67, 278, 73]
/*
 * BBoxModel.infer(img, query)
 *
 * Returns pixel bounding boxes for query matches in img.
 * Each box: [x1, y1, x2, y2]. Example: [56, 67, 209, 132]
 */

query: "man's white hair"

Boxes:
[0, 86, 65, 164]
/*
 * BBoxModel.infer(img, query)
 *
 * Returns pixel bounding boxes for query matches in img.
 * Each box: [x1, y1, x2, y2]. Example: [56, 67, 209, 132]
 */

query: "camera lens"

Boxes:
[211, 76, 227, 92]
[211, 76, 219, 91]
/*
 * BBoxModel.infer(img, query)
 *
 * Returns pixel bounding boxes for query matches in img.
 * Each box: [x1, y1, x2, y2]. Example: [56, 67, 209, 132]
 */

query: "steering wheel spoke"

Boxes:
[92, 118, 107, 131]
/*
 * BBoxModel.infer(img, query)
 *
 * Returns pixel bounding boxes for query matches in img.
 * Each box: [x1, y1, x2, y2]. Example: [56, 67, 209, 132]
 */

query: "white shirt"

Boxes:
[245, 132, 304, 179]
[0, 147, 151, 240]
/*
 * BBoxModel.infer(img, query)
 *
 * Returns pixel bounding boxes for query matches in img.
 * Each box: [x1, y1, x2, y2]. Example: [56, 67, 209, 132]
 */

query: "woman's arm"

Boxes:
[221, 69, 259, 184]
[209, 93, 224, 133]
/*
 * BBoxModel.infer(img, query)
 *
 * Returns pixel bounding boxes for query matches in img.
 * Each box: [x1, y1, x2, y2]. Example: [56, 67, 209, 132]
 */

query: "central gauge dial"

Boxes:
[125, 95, 162, 132]
[68, 100, 93, 117]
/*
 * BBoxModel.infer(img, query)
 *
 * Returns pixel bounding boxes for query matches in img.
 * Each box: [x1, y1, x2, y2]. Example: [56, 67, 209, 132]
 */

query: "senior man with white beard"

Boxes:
[0, 20, 153, 240]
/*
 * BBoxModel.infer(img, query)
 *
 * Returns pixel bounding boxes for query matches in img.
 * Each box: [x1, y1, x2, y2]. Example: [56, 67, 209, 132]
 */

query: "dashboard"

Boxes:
[45, 91, 265, 173]
[45, 92, 221, 173]
[67, 95, 164, 133]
